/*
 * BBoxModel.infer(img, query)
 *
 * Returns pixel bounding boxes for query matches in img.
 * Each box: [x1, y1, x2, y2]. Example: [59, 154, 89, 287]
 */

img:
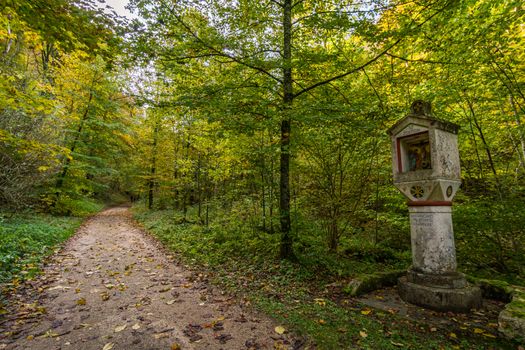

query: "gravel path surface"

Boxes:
[2, 207, 296, 350]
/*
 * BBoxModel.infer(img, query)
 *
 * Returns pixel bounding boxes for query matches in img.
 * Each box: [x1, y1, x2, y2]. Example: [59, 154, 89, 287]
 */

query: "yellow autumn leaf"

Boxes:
[275, 325, 286, 334]
[361, 309, 371, 315]
[449, 332, 457, 339]
[76, 298, 86, 306]
[43, 330, 59, 338]
[114, 324, 127, 333]
[102, 343, 114, 350]
[359, 330, 368, 338]
[390, 340, 404, 347]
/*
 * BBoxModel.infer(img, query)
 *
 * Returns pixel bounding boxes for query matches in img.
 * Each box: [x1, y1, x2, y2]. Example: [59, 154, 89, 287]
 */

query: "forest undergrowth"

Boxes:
[133, 203, 523, 349]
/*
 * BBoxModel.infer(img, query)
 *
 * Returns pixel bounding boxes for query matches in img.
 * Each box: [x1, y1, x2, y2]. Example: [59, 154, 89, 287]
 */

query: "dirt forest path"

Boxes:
[2, 207, 298, 350]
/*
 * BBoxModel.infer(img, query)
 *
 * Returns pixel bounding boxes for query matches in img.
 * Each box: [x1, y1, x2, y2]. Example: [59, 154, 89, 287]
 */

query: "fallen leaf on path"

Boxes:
[274, 326, 285, 335]
[114, 324, 127, 333]
[49, 285, 70, 291]
[76, 298, 86, 306]
[102, 343, 114, 350]
[359, 330, 368, 338]
[166, 300, 176, 305]
[171, 343, 181, 350]
[361, 309, 371, 315]
[482, 333, 496, 338]
[318, 319, 326, 325]
[154, 333, 170, 339]
[390, 340, 404, 347]
[42, 330, 59, 338]
[215, 333, 232, 344]
[132, 323, 140, 330]
[274, 340, 287, 349]
[212, 322, 224, 331]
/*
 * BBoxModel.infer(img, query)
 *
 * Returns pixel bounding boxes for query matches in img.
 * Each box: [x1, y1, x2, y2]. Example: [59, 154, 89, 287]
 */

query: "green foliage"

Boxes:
[0, 213, 82, 284]
[49, 196, 104, 217]
[454, 196, 525, 285]
[0, 1, 137, 211]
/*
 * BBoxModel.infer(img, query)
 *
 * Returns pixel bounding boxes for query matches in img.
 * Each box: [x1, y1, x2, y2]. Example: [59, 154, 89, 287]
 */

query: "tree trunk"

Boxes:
[53, 90, 93, 204]
[467, 99, 501, 197]
[197, 153, 202, 221]
[3, 15, 13, 56]
[269, 138, 275, 234]
[260, 133, 266, 231]
[510, 95, 525, 170]
[148, 119, 160, 210]
[279, 0, 294, 259]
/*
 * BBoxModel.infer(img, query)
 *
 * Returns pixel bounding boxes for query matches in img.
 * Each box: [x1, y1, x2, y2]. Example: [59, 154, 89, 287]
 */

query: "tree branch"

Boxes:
[293, 38, 401, 99]
[268, 0, 283, 7]
[293, 0, 453, 99]
[161, 1, 283, 84]
[386, 52, 451, 64]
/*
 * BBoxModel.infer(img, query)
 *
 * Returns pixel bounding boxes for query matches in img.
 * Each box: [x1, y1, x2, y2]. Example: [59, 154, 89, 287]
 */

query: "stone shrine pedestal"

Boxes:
[388, 101, 482, 313]
[398, 205, 481, 312]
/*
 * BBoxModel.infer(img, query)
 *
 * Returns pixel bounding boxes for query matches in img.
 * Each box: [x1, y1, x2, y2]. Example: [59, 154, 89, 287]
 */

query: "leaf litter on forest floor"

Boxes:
[114, 324, 127, 332]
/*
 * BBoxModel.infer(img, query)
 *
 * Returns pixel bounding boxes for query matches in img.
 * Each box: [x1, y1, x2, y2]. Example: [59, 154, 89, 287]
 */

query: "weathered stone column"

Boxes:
[388, 101, 481, 312]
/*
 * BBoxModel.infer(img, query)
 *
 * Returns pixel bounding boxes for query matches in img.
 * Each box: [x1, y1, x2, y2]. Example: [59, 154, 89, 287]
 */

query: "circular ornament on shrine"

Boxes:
[446, 185, 453, 197]
[410, 185, 425, 199]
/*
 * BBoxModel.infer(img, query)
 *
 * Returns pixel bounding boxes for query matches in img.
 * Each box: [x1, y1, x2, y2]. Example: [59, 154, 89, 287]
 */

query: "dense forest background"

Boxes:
[1, 0, 524, 286]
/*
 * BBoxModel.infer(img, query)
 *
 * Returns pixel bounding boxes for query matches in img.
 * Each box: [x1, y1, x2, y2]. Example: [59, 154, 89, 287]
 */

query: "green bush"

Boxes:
[50, 195, 104, 217]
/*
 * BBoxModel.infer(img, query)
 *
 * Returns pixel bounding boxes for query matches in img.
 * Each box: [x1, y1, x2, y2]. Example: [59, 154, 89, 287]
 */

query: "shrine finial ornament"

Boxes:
[410, 100, 432, 117]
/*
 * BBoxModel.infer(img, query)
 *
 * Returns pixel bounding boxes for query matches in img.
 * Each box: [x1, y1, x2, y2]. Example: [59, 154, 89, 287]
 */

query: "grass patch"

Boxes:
[133, 205, 520, 349]
[0, 213, 83, 285]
